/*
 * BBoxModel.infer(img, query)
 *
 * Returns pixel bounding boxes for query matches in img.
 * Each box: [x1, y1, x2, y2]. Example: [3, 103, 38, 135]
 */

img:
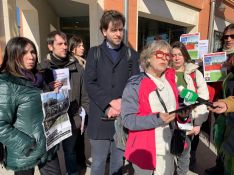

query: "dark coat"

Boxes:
[38, 54, 89, 129]
[84, 41, 140, 139]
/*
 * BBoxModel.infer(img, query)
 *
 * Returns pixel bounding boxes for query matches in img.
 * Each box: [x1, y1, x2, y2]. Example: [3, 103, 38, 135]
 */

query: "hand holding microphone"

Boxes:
[208, 101, 227, 113]
[169, 87, 214, 115]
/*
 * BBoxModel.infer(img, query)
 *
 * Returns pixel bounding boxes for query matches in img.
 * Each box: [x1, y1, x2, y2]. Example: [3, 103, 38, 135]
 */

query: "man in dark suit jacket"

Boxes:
[84, 10, 140, 175]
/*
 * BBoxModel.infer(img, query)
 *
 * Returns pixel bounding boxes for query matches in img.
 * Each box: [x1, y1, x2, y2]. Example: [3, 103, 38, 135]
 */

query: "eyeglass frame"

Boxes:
[154, 50, 172, 61]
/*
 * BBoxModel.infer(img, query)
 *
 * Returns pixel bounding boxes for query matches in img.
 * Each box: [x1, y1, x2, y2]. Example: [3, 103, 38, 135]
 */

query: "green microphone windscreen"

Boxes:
[179, 88, 198, 104]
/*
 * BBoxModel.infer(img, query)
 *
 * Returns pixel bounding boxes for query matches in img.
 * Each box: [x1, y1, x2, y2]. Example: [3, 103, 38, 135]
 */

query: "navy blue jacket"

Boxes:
[84, 41, 140, 139]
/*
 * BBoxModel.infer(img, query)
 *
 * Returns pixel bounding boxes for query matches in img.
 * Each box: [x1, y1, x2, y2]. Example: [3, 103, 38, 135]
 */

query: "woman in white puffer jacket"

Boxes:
[171, 41, 209, 175]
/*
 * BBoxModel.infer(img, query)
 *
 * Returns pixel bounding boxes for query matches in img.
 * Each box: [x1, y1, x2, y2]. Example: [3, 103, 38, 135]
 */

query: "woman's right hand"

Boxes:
[159, 112, 175, 123]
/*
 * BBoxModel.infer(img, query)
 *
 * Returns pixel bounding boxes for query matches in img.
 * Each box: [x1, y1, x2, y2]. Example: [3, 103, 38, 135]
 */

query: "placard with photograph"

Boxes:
[41, 89, 72, 150]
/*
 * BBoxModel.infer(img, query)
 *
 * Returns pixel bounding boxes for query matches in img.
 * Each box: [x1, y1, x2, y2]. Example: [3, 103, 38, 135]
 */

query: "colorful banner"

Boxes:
[203, 52, 227, 82]
[180, 33, 200, 60]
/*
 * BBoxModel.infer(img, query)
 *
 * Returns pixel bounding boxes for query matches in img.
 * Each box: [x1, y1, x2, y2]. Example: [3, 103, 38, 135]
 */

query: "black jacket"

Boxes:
[84, 41, 140, 139]
[38, 54, 89, 129]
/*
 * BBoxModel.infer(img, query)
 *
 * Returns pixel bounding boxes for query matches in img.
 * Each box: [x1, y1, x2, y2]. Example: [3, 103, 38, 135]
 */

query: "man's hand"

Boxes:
[159, 112, 175, 124]
[110, 98, 121, 112]
[49, 81, 63, 91]
[208, 101, 227, 114]
[107, 107, 120, 118]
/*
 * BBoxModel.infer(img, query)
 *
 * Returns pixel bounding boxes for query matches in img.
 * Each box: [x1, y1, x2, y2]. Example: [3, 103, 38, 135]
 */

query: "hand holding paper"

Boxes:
[49, 81, 63, 91]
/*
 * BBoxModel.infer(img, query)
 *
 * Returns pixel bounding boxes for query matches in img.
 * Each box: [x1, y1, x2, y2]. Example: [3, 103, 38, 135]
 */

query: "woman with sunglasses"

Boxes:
[206, 24, 234, 175]
[222, 24, 234, 71]
[171, 41, 209, 175]
[121, 40, 178, 175]
[0, 37, 61, 175]
[205, 24, 234, 175]
[216, 24, 234, 175]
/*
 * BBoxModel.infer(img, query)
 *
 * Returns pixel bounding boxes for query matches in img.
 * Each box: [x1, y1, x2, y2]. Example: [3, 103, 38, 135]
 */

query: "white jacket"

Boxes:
[177, 63, 209, 126]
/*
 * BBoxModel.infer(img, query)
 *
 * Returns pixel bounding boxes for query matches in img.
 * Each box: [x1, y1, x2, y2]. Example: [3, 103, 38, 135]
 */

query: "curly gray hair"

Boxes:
[140, 40, 171, 71]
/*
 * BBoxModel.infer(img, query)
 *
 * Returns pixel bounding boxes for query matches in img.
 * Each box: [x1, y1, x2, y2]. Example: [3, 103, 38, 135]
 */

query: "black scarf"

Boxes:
[50, 53, 69, 68]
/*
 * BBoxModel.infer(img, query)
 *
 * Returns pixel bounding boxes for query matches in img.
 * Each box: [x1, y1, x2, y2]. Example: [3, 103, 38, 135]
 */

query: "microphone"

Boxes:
[178, 86, 214, 107]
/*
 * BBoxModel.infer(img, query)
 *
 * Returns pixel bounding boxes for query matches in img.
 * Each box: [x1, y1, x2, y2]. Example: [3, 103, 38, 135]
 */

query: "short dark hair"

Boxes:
[47, 31, 67, 45]
[100, 10, 125, 33]
[171, 41, 192, 63]
[68, 35, 83, 53]
[221, 23, 234, 49]
[0, 37, 38, 77]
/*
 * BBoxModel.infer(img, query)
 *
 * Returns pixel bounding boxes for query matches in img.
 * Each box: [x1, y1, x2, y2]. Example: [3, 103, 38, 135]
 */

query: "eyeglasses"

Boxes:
[223, 34, 234, 40]
[154, 50, 171, 60]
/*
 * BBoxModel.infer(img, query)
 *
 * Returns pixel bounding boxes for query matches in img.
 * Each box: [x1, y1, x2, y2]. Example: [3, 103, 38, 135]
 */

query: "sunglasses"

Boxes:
[223, 34, 234, 40]
[154, 50, 171, 60]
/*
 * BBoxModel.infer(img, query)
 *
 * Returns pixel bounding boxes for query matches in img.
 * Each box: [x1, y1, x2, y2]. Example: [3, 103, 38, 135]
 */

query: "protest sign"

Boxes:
[41, 89, 72, 150]
[203, 52, 227, 82]
[180, 33, 200, 60]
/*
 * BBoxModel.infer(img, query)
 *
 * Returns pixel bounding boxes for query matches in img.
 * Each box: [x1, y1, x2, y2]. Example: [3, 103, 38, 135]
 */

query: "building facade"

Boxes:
[0, 0, 234, 61]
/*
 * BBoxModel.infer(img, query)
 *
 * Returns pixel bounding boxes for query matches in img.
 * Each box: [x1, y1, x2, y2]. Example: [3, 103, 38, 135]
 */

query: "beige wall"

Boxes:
[138, 0, 199, 33]
[0, 1, 5, 63]
[89, 0, 104, 47]
[33, 0, 59, 60]
[0, 0, 19, 63]
[21, 9, 40, 59]
[1, 0, 18, 43]
[3, 0, 18, 41]
[17, 0, 104, 56]
[17, 0, 59, 61]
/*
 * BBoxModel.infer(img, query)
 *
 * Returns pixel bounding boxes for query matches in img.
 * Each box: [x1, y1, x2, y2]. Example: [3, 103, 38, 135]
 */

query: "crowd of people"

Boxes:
[0, 9, 234, 175]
